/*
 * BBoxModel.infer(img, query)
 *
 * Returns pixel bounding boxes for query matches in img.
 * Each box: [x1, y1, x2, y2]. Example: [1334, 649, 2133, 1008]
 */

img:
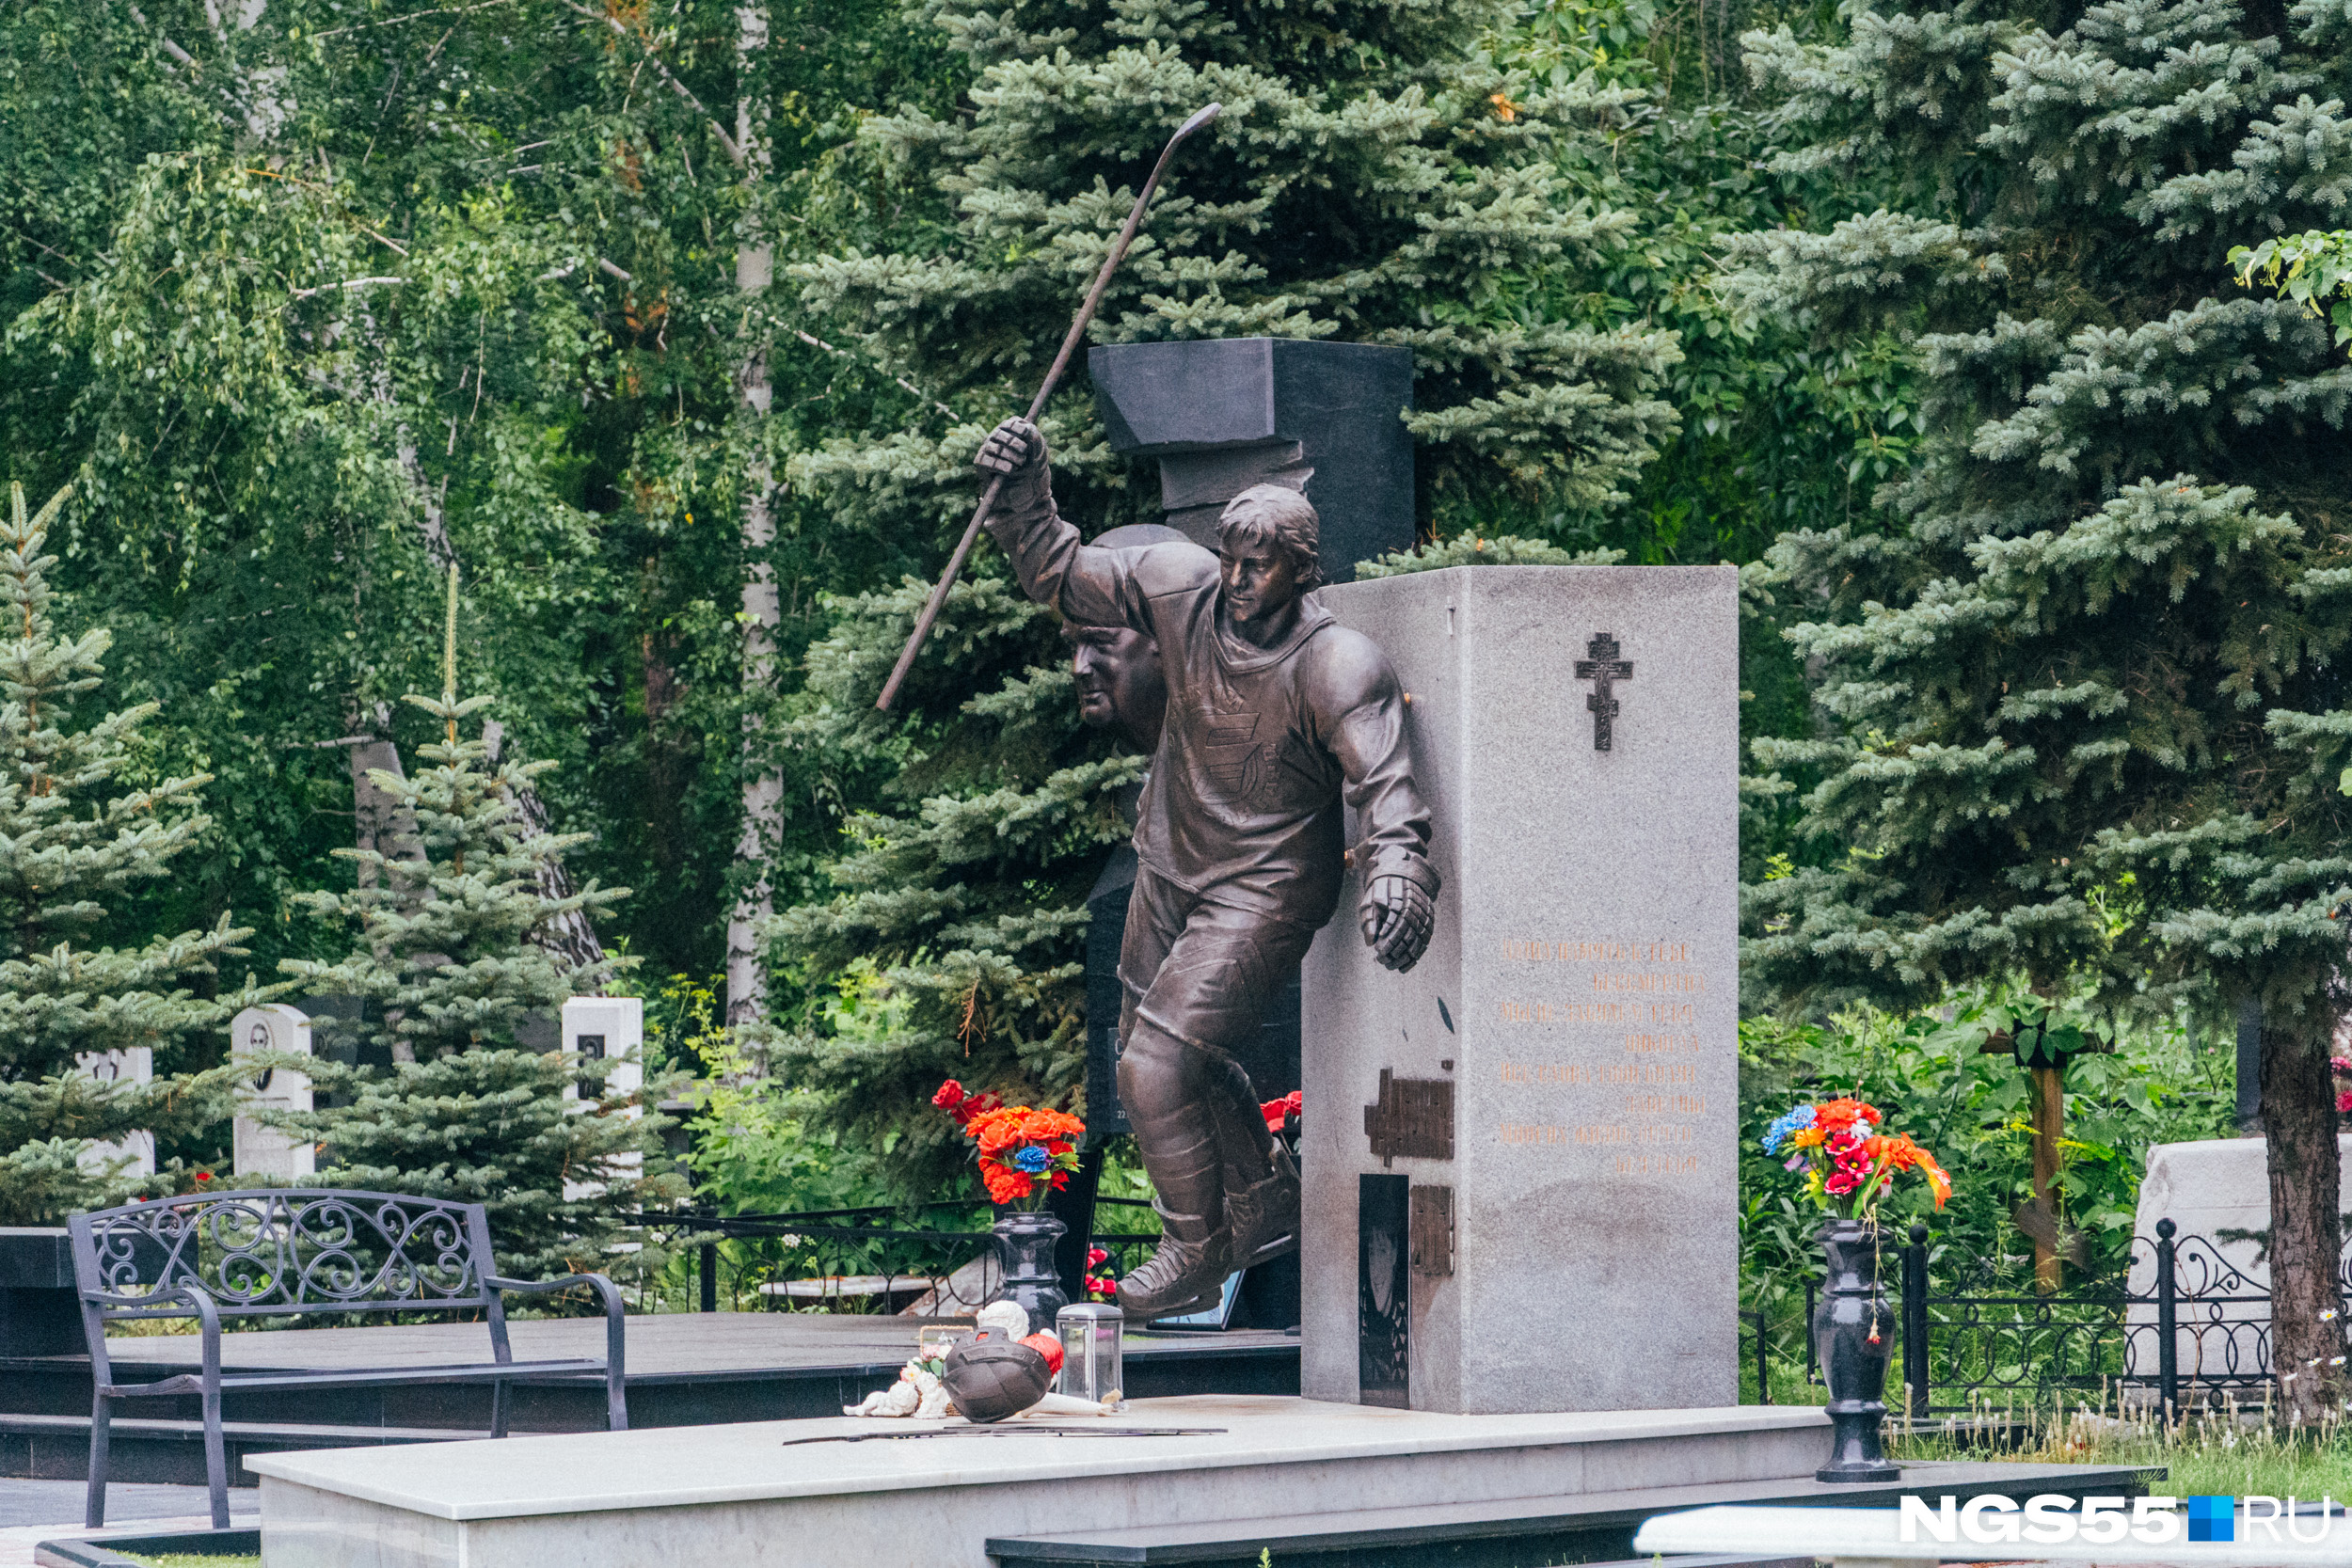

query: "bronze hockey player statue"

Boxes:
[976, 417, 1439, 1320]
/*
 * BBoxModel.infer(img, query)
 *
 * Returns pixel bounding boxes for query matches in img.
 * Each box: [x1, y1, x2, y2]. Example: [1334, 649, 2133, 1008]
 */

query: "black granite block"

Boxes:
[1089, 339, 1414, 582]
[0, 1229, 80, 1356]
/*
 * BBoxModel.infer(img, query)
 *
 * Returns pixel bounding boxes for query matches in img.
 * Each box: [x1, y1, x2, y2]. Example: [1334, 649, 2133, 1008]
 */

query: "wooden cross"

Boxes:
[1573, 633, 1633, 752]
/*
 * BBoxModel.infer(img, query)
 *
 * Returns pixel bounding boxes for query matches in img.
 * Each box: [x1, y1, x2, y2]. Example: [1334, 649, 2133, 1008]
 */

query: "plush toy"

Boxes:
[974, 1300, 1029, 1338]
[843, 1354, 955, 1418]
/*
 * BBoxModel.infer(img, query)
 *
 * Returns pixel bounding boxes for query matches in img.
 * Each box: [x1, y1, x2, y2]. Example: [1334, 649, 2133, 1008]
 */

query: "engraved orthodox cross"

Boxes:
[1573, 633, 1633, 752]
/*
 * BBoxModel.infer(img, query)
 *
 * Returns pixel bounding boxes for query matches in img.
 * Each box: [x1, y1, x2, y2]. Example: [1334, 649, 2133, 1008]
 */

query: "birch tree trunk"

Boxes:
[484, 720, 609, 978]
[724, 5, 781, 1035]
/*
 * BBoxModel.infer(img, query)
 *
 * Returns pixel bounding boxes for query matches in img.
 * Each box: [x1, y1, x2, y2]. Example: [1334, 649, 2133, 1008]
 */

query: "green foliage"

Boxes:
[660, 972, 883, 1213]
[0, 0, 966, 985]
[1730, 0, 2352, 1027]
[1728, 0, 2352, 1408]
[281, 686, 628, 1059]
[1739, 990, 2233, 1302]
[2233, 230, 2352, 354]
[1489, 0, 1922, 568]
[281, 681, 681, 1277]
[0, 479, 277, 1222]
[787, 0, 1690, 544]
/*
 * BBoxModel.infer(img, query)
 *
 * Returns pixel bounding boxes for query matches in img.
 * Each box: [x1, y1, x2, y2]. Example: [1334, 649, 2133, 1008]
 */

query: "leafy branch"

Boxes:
[2231, 230, 2352, 352]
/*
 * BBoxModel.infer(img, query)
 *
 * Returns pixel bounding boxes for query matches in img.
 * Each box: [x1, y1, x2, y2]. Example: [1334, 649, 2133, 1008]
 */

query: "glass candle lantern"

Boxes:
[1055, 1303, 1123, 1406]
[915, 1323, 967, 1365]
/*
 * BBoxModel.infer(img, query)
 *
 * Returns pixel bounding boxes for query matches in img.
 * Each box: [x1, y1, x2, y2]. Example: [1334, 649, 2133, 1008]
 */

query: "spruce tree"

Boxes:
[283, 576, 681, 1279]
[1730, 0, 2352, 1415]
[787, 0, 1686, 544]
[0, 480, 271, 1224]
[758, 574, 1130, 1202]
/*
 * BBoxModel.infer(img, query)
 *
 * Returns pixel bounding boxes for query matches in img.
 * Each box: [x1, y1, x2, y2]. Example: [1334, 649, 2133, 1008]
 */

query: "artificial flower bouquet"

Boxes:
[1084, 1245, 1117, 1301]
[1761, 1097, 1951, 1219]
[933, 1079, 1084, 1210]
[1261, 1089, 1301, 1138]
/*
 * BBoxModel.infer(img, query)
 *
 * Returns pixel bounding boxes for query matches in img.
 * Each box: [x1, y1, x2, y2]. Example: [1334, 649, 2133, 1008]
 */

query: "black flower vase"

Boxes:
[993, 1210, 1069, 1326]
[1813, 1217, 1899, 1482]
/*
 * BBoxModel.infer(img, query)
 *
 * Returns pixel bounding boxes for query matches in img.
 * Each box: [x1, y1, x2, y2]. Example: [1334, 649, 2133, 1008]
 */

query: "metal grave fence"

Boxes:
[1749, 1219, 2352, 1417]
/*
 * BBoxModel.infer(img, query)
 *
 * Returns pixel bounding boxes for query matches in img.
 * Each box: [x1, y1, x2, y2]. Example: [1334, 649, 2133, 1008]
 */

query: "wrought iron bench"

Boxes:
[69, 1188, 628, 1530]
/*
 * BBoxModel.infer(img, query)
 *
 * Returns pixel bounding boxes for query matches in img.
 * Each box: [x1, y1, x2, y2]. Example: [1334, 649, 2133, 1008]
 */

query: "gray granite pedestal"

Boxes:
[1300, 564, 1740, 1415]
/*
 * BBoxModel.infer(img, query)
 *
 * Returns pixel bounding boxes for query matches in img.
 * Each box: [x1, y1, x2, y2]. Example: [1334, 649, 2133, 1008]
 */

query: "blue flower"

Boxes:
[1762, 1104, 1817, 1156]
[1010, 1144, 1051, 1174]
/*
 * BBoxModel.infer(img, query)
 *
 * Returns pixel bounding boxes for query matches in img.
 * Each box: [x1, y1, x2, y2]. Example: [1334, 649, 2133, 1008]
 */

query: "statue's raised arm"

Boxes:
[975, 417, 1170, 636]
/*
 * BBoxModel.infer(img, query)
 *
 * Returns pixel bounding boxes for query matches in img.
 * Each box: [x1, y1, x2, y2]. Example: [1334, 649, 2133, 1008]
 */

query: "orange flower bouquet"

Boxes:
[1762, 1097, 1951, 1219]
[934, 1080, 1084, 1211]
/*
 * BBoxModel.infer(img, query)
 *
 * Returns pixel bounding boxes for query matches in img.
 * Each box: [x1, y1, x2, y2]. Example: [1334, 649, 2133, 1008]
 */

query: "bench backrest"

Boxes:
[68, 1189, 499, 1321]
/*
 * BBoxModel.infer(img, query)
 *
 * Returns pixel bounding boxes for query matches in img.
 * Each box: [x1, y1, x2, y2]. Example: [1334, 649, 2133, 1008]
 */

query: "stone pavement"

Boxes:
[0, 1481, 257, 1567]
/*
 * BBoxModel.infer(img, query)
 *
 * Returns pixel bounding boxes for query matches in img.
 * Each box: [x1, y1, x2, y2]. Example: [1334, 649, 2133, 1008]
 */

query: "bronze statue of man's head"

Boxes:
[1069, 523, 1184, 752]
[1215, 483, 1321, 628]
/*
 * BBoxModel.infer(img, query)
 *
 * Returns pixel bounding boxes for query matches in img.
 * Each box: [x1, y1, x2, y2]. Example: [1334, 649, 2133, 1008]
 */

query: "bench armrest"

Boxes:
[83, 1281, 221, 1327]
[86, 1282, 222, 1388]
[485, 1273, 626, 1386]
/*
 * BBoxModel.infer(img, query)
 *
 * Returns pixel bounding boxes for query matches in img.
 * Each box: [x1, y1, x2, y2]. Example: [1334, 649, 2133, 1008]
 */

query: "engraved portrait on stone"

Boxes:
[976, 416, 1440, 1318]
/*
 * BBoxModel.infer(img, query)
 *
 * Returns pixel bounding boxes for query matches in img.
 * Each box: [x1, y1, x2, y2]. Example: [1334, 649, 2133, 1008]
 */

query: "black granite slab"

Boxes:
[1089, 339, 1415, 584]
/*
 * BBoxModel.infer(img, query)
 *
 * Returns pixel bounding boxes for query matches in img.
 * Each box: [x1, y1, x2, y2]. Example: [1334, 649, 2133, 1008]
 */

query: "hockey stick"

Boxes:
[873, 102, 1222, 713]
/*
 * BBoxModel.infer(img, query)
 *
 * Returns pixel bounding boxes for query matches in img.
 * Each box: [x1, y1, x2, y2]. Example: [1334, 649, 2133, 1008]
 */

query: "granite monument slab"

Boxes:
[1299, 564, 1740, 1414]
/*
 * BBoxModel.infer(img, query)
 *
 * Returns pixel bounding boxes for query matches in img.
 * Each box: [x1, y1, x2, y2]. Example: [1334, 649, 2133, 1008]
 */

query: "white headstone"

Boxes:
[561, 996, 644, 1101]
[230, 1004, 315, 1180]
[1299, 565, 1740, 1415]
[561, 996, 644, 1201]
[75, 1047, 155, 1176]
[2122, 1134, 2352, 1394]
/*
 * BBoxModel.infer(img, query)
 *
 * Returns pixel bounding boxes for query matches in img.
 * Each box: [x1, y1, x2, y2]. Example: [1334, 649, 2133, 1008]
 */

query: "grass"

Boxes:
[1888, 1388, 2352, 1498]
[1739, 1347, 1830, 1407]
[1744, 1339, 2352, 1496]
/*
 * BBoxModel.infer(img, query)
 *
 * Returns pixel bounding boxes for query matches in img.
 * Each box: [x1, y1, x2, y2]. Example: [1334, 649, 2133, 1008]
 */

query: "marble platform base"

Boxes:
[246, 1395, 1829, 1568]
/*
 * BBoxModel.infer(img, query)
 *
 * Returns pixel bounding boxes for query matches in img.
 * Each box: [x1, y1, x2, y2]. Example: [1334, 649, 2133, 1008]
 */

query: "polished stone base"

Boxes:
[246, 1396, 1828, 1568]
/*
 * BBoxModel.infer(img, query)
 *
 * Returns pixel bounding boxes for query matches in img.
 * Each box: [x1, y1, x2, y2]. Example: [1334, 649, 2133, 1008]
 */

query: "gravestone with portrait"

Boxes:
[230, 1003, 316, 1180]
[563, 996, 644, 1200]
[1298, 564, 1740, 1414]
[74, 1047, 154, 1176]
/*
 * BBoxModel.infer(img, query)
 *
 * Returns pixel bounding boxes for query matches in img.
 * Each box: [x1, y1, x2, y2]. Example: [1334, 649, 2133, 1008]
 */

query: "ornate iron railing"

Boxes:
[1751, 1219, 2352, 1416]
[72, 1190, 490, 1318]
[637, 1201, 1159, 1315]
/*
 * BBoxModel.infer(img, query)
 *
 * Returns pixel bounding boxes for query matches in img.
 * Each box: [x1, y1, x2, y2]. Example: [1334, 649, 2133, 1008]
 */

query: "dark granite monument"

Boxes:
[1088, 339, 1415, 583]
